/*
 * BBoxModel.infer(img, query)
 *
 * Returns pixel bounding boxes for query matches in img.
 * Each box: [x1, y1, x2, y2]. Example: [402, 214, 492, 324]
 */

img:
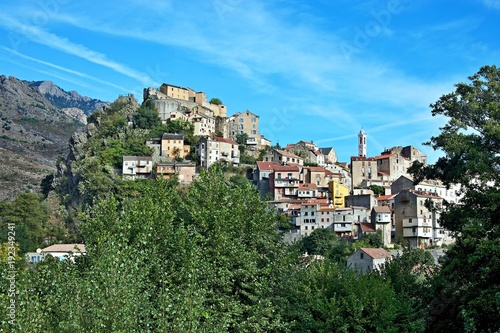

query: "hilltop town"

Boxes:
[4, 66, 499, 332]
[113, 82, 461, 250]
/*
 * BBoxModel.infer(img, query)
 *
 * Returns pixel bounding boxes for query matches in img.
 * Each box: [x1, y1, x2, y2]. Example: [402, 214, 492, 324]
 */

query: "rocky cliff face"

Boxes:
[0, 75, 86, 200]
[29, 80, 109, 117]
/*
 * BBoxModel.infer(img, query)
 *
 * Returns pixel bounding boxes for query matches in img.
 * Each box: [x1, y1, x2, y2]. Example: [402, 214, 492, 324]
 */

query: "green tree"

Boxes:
[5, 171, 294, 332]
[298, 228, 350, 263]
[132, 105, 161, 129]
[0, 193, 50, 253]
[284, 261, 425, 332]
[236, 133, 248, 145]
[209, 97, 223, 105]
[369, 184, 385, 197]
[410, 65, 500, 332]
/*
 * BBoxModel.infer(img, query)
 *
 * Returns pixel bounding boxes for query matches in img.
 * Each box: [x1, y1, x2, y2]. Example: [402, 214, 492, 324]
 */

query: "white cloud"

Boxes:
[1, 47, 130, 93]
[482, 0, 500, 9]
[0, 14, 158, 86]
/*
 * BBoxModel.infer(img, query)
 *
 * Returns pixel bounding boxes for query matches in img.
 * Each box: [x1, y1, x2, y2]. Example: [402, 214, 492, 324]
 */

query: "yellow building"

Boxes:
[329, 181, 349, 208]
[161, 133, 189, 159]
[160, 83, 193, 100]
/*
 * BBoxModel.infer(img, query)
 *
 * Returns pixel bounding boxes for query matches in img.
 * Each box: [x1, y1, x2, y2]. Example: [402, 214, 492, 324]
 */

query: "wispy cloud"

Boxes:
[481, 0, 500, 9]
[1, 47, 130, 93]
[0, 56, 103, 93]
[0, 14, 158, 86]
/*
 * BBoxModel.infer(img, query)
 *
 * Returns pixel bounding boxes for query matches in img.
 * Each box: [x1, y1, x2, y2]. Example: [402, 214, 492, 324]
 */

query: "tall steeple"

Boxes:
[358, 129, 367, 157]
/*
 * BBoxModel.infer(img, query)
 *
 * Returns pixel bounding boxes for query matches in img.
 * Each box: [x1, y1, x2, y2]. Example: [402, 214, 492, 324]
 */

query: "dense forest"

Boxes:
[1, 66, 499, 332]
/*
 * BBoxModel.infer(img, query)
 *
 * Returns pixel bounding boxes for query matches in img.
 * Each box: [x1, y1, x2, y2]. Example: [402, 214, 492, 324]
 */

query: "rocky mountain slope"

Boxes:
[29, 80, 109, 118]
[0, 75, 101, 200]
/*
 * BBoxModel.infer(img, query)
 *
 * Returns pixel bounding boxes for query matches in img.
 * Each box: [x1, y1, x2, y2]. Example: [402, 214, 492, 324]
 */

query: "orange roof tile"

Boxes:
[360, 247, 392, 259]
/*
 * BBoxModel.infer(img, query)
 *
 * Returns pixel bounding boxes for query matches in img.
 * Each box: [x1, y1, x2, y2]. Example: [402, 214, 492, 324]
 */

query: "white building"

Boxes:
[122, 156, 153, 179]
[347, 247, 392, 273]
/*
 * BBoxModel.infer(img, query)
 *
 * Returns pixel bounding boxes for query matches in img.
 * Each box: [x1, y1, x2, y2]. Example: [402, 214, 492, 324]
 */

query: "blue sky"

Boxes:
[1, 0, 499, 163]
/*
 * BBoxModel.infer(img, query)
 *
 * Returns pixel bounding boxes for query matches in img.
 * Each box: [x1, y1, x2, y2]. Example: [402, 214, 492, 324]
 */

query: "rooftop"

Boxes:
[360, 247, 392, 259]
[42, 244, 86, 253]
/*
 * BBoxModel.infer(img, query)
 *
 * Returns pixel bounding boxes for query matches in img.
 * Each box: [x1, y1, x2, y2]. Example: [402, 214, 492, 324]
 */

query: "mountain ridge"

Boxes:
[0, 75, 103, 200]
[28, 80, 109, 117]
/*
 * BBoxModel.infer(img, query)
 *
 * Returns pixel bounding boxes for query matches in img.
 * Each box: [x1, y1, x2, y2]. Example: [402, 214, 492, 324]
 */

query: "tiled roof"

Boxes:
[300, 199, 329, 206]
[377, 194, 395, 201]
[373, 205, 392, 213]
[320, 147, 334, 154]
[305, 166, 326, 172]
[215, 137, 238, 145]
[256, 161, 279, 171]
[275, 149, 301, 159]
[162, 133, 184, 140]
[273, 165, 300, 172]
[360, 247, 392, 259]
[42, 244, 86, 253]
[123, 156, 152, 161]
[360, 223, 377, 232]
[374, 154, 396, 160]
[299, 183, 317, 189]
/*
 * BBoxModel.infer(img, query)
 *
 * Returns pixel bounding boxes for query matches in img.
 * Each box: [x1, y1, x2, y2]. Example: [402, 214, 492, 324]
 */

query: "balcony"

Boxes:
[274, 180, 299, 187]
[402, 217, 432, 228]
[403, 227, 432, 238]
[158, 167, 175, 174]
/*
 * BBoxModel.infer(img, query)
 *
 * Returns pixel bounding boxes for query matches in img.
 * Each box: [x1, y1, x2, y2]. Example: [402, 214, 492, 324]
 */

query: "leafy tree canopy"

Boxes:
[209, 97, 223, 105]
[369, 184, 385, 197]
[0, 193, 50, 253]
[410, 65, 500, 332]
[133, 105, 161, 129]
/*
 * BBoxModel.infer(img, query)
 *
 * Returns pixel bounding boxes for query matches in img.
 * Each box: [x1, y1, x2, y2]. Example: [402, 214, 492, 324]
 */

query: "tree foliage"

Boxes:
[0, 193, 50, 253]
[283, 260, 425, 333]
[410, 65, 500, 332]
[369, 184, 385, 197]
[209, 97, 223, 105]
[2, 170, 293, 332]
[132, 105, 161, 129]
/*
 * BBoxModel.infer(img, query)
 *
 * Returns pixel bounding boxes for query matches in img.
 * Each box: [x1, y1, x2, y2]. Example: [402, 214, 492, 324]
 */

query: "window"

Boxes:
[277, 173, 281, 179]
[239, 118, 244, 123]
[360, 253, 364, 259]
[252, 118, 256, 122]
[311, 212, 315, 216]
[409, 218, 413, 223]
[341, 223, 346, 228]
